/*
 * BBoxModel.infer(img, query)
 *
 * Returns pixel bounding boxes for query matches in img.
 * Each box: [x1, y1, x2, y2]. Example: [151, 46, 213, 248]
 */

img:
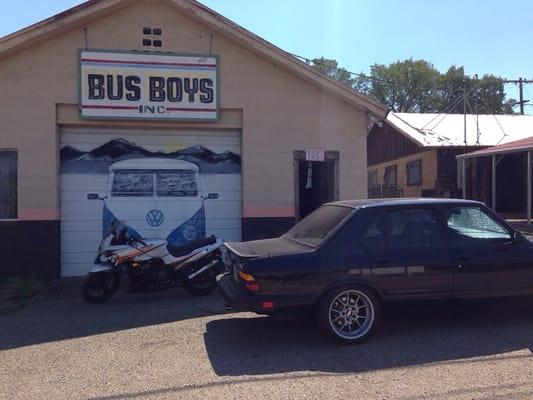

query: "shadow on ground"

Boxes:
[204, 297, 533, 376]
[0, 278, 227, 351]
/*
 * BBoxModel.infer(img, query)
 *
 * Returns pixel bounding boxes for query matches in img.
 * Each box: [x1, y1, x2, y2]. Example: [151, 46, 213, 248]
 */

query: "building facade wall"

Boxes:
[0, 0, 370, 278]
[367, 150, 438, 198]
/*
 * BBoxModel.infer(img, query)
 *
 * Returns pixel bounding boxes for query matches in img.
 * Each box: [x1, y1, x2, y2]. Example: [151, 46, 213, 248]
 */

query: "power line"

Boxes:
[290, 52, 391, 84]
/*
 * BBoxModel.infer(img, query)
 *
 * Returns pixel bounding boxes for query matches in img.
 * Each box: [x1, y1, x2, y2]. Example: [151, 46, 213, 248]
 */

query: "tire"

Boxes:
[183, 268, 217, 296]
[81, 271, 120, 303]
[317, 284, 381, 344]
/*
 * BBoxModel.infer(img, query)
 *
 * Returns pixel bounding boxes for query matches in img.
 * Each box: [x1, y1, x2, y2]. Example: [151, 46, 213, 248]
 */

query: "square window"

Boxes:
[384, 165, 397, 186]
[142, 39, 152, 46]
[368, 170, 378, 187]
[153, 40, 162, 47]
[153, 28, 162, 36]
[143, 27, 152, 35]
[406, 160, 422, 185]
[0, 150, 17, 219]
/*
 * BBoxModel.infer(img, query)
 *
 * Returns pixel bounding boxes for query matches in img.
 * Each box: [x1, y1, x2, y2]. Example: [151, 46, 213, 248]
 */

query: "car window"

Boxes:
[385, 208, 443, 249]
[157, 171, 198, 197]
[111, 170, 154, 196]
[285, 205, 352, 246]
[445, 207, 511, 245]
[360, 213, 385, 250]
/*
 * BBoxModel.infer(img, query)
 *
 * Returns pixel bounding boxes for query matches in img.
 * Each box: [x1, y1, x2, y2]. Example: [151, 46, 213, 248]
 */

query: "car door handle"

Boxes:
[376, 259, 389, 265]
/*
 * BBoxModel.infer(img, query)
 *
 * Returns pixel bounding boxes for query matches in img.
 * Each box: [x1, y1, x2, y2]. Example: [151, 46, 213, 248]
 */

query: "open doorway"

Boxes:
[294, 151, 339, 220]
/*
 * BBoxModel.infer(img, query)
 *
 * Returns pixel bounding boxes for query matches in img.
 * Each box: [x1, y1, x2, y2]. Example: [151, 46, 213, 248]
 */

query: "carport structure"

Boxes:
[458, 136, 533, 223]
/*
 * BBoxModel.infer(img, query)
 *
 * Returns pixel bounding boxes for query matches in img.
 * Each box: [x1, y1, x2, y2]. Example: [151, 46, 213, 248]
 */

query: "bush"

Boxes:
[6, 275, 45, 300]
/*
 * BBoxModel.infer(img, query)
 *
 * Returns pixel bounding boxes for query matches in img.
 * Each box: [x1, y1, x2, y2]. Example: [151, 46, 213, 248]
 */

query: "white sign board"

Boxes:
[305, 149, 325, 161]
[79, 50, 218, 120]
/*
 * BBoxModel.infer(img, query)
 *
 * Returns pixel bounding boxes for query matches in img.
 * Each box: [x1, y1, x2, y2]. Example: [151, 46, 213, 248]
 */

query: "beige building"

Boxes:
[0, 0, 386, 278]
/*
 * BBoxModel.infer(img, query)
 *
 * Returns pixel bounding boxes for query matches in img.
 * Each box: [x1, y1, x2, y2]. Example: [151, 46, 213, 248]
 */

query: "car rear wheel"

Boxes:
[317, 285, 380, 344]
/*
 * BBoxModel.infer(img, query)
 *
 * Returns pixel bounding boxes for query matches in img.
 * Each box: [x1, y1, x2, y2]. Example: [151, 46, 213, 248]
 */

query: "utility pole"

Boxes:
[504, 78, 533, 114]
[463, 79, 467, 146]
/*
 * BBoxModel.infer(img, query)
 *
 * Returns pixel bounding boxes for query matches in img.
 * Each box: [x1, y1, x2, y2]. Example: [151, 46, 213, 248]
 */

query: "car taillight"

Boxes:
[237, 270, 261, 292]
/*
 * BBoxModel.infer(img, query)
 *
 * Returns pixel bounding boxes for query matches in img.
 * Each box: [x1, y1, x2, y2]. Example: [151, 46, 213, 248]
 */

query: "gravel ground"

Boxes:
[1, 281, 533, 400]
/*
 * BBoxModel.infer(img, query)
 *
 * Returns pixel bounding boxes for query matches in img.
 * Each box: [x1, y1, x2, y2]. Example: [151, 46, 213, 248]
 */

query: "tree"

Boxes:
[310, 57, 513, 114]
[366, 59, 440, 112]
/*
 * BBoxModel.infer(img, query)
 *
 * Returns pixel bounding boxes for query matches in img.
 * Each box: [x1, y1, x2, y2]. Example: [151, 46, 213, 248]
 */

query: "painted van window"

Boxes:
[111, 170, 154, 196]
[0, 151, 17, 219]
[156, 171, 198, 197]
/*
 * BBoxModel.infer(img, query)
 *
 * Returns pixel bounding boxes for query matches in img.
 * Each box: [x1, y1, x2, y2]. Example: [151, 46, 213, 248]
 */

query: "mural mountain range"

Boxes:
[60, 138, 241, 174]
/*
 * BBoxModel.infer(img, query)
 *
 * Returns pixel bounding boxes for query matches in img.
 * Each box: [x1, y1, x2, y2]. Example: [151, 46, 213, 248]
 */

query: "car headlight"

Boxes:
[183, 225, 199, 241]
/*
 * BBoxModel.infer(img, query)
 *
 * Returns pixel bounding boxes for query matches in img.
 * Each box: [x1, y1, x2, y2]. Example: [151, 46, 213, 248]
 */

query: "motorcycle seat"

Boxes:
[167, 235, 217, 257]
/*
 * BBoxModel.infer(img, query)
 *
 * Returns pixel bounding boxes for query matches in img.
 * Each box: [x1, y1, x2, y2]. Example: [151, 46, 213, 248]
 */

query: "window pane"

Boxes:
[157, 171, 198, 197]
[112, 170, 154, 196]
[285, 205, 352, 246]
[0, 151, 17, 219]
[368, 170, 377, 186]
[385, 209, 443, 248]
[445, 207, 510, 243]
[360, 213, 385, 250]
[384, 166, 397, 185]
[406, 160, 421, 185]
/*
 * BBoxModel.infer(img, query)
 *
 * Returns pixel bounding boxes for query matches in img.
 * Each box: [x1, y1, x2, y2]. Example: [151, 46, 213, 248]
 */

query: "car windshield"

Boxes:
[285, 205, 353, 246]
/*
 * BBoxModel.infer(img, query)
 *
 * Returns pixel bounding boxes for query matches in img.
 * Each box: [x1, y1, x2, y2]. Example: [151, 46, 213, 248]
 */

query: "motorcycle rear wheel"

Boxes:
[183, 269, 217, 296]
[82, 271, 120, 303]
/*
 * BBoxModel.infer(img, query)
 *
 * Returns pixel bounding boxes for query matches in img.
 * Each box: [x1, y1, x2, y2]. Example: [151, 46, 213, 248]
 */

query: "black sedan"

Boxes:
[219, 198, 533, 343]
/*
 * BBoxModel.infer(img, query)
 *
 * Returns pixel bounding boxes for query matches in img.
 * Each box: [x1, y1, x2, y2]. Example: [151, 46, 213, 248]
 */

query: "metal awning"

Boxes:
[457, 136, 533, 159]
[457, 135, 533, 223]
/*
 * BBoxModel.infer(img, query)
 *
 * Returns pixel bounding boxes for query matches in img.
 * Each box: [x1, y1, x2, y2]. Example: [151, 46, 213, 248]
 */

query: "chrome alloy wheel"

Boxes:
[328, 289, 375, 340]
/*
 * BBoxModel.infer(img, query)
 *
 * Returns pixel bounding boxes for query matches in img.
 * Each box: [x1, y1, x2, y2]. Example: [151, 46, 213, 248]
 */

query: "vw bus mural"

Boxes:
[88, 158, 218, 246]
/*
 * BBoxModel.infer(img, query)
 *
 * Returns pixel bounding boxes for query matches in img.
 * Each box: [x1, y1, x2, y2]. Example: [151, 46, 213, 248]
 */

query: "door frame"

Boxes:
[293, 150, 339, 222]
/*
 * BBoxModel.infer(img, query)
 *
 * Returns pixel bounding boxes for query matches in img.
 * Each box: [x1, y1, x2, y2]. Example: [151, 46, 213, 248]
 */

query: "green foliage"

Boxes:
[6, 275, 45, 300]
[310, 57, 513, 114]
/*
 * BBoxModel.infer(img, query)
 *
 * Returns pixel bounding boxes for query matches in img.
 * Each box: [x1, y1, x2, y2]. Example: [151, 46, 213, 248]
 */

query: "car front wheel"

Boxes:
[317, 284, 380, 344]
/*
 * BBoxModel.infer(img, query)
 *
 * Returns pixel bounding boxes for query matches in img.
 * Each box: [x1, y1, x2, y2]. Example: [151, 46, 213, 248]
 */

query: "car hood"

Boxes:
[225, 237, 312, 258]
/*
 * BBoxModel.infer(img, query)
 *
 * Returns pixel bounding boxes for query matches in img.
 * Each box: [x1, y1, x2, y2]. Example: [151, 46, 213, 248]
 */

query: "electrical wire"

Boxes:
[493, 114, 509, 145]
[421, 84, 479, 131]
[289, 52, 391, 84]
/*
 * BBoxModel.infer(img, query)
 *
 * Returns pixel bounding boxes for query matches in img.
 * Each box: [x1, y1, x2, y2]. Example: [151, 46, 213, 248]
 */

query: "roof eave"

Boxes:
[0, 0, 135, 61]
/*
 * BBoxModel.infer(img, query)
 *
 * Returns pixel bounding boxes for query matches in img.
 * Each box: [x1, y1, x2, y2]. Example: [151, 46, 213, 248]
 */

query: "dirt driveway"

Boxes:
[1, 282, 533, 400]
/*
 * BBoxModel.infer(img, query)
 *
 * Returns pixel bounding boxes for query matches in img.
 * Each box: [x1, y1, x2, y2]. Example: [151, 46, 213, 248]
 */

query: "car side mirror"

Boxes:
[87, 193, 103, 200]
[205, 193, 219, 200]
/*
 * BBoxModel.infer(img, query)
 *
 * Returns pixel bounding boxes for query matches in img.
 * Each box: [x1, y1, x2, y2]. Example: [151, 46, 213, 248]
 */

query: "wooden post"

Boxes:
[492, 155, 496, 211]
[527, 150, 531, 224]
[462, 158, 466, 199]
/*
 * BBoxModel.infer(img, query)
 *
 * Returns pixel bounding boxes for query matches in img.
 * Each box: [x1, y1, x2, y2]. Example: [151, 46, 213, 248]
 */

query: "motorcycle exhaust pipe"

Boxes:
[187, 260, 218, 280]
[225, 304, 233, 312]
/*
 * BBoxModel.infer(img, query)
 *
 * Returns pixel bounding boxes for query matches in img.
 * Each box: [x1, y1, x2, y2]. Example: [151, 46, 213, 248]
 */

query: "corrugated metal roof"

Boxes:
[458, 136, 533, 158]
[387, 112, 533, 147]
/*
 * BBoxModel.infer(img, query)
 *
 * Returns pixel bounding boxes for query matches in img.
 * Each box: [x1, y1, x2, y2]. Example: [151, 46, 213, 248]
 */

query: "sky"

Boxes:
[1, 0, 532, 111]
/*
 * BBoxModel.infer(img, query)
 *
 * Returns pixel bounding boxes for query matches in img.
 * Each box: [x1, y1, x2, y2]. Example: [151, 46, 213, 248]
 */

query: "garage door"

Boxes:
[60, 127, 242, 277]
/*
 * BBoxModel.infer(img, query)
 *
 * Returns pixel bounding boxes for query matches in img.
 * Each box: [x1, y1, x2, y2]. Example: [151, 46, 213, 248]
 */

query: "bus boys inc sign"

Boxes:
[79, 50, 218, 120]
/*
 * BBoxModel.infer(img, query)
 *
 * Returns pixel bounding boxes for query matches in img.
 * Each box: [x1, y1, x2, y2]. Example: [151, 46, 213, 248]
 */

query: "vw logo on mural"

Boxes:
[146, 209, 164, 227]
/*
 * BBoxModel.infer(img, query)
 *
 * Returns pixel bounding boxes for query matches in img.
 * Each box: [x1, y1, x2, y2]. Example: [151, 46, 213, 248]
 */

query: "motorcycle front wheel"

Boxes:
[82, 271, 120, 303]
[183, 268, 217, 296]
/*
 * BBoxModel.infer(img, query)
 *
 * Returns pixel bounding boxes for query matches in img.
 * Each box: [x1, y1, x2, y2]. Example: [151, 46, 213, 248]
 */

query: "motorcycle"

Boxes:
[81, 220, 225, 303]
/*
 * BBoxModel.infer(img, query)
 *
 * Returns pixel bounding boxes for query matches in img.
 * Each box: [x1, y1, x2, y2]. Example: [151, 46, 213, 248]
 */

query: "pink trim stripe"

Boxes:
[82, 105, 138, 110]
[167, 107, 217, 112]
[19, 208, 59, 220]
[243, 206, 295, 218]
[81, 58, 216, 68]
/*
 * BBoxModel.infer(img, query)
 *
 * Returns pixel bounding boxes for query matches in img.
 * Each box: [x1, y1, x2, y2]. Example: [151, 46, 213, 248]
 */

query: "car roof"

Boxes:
[326, 198, 484, 209]
[109, 158, 200, 171]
